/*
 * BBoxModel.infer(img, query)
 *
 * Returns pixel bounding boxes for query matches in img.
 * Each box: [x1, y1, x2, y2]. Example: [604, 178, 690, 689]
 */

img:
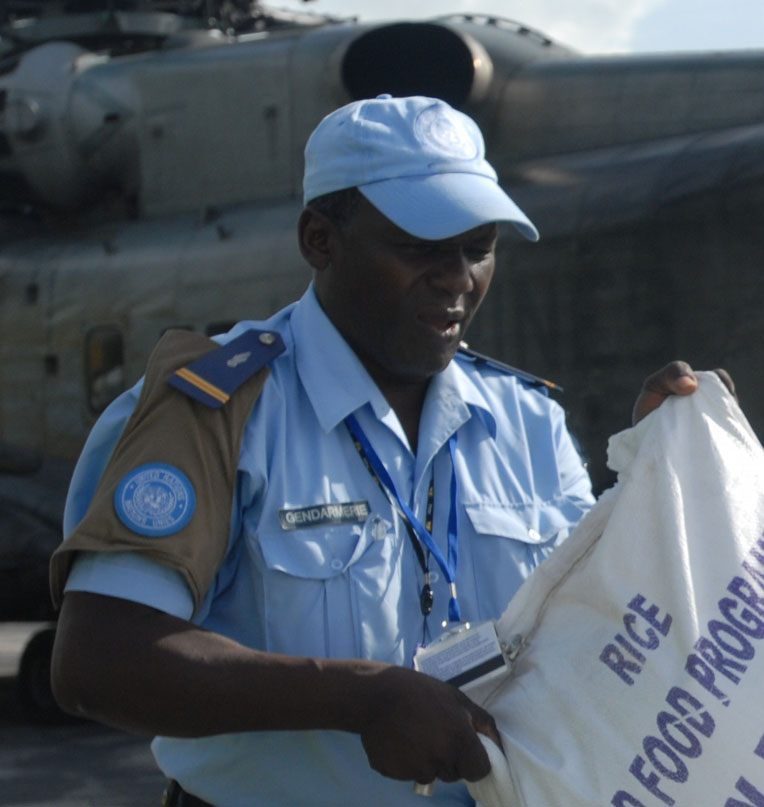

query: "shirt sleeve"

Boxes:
[51, 329, 270, 614]
[63, 381, 143, 537]
[64, 551, 195, 620]
[554, 403, 596, 507]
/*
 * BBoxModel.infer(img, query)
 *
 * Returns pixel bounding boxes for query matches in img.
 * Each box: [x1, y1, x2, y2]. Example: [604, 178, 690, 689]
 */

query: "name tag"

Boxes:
[279, 501, 371, 530]
[414, 621, 509, 692]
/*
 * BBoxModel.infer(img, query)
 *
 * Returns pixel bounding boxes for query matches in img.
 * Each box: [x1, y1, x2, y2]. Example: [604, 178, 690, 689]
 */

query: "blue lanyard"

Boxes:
[345, 413, 462, 623]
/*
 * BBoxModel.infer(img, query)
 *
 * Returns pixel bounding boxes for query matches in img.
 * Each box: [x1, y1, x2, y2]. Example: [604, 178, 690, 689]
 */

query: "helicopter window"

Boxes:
[85, 325, 125, 413]
[25, 283, 39, 304]
[0, 89, 8, 152]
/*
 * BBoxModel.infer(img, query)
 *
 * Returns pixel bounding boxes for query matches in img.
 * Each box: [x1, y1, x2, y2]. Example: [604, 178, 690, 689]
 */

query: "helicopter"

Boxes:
[1, 0, 763, 716]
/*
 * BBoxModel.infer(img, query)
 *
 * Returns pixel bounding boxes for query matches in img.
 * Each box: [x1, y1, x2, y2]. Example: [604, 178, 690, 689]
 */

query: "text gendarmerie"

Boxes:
[279, 501, 370, 530]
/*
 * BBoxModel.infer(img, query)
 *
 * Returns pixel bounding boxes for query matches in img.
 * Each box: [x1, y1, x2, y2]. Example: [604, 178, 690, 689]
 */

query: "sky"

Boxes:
[274, 0, 764, 54]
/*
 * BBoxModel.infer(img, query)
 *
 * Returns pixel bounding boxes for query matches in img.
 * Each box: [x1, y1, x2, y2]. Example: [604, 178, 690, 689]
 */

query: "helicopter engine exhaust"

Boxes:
[340, 22, 493, 107]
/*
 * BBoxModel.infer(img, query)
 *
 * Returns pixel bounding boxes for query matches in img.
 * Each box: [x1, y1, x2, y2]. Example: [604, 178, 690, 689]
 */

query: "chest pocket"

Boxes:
[255, 513, 406, 661]
[465, 499, 584, 542]
[261, 521, 372, 578]
[462, 500, 585, 619]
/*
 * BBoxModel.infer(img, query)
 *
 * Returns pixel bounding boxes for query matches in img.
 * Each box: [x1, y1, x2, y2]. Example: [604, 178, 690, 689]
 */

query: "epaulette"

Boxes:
[457, 343, 562, 393]
[168, 328, 286, 408]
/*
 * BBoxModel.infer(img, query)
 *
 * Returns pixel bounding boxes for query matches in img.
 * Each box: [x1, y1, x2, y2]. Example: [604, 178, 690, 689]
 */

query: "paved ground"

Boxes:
[0, 623, 166, 807]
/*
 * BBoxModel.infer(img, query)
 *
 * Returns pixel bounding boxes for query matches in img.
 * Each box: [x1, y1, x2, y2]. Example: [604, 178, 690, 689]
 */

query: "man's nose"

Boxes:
[428, 249, 474, 294]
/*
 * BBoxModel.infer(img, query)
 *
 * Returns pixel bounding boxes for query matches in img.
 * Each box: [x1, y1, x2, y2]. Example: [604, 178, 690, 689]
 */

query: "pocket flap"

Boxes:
[259, 523, 368, 580]
[464, 501, 580, 545]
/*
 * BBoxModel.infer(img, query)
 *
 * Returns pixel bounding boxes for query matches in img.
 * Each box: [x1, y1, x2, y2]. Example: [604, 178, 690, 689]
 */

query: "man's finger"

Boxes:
[632, 361, 698, 424]
[458, 732, 492, 782]
[471, 711, 503, 752]
[714, 368, 737, 400]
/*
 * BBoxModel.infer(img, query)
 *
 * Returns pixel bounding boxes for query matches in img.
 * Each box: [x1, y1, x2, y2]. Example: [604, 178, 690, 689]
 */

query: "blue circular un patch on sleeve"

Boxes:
[114, 463, 196, 537]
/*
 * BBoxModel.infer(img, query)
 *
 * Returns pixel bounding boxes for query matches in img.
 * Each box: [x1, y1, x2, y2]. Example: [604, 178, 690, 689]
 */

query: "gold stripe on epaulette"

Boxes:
[174, 367, 230, 404]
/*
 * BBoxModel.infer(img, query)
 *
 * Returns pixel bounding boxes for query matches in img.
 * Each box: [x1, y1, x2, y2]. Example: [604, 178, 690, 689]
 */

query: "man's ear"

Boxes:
[298, 207, 335, 271]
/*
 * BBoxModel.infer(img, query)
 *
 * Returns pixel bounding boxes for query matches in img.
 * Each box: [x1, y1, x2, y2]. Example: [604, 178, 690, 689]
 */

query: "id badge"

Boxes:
[413, 621, 509, 693]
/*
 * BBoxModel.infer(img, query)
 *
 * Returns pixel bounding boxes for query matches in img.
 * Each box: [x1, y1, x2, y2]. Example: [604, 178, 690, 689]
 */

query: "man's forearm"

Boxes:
[52, 591, 378, 737]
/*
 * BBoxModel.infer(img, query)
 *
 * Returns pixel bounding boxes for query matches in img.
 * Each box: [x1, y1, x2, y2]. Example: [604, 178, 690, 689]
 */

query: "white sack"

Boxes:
[467, 372, 764, 807]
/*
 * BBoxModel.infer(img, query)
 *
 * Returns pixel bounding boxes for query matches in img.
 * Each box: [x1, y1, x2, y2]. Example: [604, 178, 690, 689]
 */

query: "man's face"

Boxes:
[312, 197, 497, 388]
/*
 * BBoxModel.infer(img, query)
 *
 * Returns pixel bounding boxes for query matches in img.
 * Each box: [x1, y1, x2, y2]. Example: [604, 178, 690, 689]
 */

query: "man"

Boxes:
[50, 95, 702, 806]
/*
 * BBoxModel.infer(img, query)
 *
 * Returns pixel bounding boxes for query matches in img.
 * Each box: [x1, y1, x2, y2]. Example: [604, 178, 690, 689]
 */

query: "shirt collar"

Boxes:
[291, 284, 393, 432]
[452, 356, 499, 439]
[422, 356, 498, 441]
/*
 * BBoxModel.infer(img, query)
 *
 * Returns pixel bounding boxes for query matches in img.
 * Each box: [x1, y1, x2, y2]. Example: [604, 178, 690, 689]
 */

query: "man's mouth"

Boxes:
[419, 310, 464, 338]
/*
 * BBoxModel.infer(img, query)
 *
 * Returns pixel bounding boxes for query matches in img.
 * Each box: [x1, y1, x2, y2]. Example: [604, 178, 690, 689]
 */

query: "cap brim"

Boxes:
[359, 173, 539, 242]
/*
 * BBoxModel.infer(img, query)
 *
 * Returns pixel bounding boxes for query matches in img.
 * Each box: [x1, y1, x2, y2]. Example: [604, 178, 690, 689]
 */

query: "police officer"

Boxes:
[50, 95, 706, 806]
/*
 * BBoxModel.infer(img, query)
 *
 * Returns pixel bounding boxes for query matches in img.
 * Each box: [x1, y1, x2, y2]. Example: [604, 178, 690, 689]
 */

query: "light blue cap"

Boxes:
[302, 94, 539, 241]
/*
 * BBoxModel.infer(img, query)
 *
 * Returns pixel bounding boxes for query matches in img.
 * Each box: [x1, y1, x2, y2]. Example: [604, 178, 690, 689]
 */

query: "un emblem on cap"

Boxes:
[114, 463, 196, 537]
[414, 105, 479, 160]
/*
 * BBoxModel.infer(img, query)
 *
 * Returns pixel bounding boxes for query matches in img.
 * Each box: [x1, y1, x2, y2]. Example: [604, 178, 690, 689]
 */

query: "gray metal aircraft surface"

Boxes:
[2, 0, 763, 712]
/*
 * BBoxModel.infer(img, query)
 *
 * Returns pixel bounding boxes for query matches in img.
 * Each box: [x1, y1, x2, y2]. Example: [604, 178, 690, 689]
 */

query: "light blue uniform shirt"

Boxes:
[65, 284, 593, 806]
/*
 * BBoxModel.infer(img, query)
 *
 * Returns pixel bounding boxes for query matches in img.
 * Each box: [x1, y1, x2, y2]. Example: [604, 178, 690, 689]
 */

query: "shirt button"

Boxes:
[330, 558, 344, 571]
[528, 528, 541, 541]
[373, 518, 387, 542]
